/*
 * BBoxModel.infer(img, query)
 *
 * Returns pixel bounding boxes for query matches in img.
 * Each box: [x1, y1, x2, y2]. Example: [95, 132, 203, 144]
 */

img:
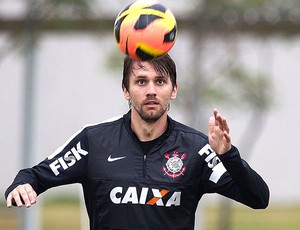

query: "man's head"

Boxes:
[122, 54, 177, 91]
[122, 54, 178, 123]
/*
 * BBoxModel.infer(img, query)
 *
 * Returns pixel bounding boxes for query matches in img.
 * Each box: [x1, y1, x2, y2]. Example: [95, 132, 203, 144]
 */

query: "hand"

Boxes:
[208, 108, 232, 155]
[6, 184, 37, 208]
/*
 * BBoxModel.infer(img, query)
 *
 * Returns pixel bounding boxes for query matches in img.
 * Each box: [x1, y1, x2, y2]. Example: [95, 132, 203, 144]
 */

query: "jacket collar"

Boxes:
[123, 110, 175, 143]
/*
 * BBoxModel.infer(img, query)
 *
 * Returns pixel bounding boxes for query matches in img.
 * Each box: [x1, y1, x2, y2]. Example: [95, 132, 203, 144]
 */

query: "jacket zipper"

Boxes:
[143, 154, 147, 178]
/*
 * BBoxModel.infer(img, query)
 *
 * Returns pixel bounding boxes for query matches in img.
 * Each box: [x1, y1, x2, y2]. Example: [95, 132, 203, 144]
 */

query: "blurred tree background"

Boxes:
[1, 0, 300, 229]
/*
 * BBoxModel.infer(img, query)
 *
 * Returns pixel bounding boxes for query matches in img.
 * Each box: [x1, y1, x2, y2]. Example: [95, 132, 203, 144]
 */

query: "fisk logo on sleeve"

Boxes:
[198, 144, 226, 183]
[48, 142, 88, 176]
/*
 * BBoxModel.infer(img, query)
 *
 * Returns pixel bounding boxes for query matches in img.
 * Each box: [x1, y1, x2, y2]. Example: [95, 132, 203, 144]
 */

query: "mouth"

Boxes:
[144, 101, 159, 107]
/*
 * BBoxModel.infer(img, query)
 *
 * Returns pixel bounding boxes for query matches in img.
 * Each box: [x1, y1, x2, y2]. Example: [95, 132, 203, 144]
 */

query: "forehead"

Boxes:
[131, 61, 168, 78]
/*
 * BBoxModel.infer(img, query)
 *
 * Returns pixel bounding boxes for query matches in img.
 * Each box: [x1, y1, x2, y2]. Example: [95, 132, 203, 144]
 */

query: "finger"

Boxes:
[223, 132, 232, 152]
[215, 114, 224, 131]
[10, 189, 24, 207]
[24, 184, 37, 205]
[214, 109, 228, 132]
[213, 109, 219, 125]
[6, 193, 13, 208]
[213, 108, 218, 118]
[208, 116, 215, 134]
[214, 108, 224, 126]
[222, 117, 230, 134]
[223, 130, 231, 142]
[16, 186, 31, 208]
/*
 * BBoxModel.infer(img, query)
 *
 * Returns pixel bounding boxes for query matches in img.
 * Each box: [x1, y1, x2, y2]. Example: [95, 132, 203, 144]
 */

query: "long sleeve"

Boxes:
[5, 127, 89, 200]
[204, 146, 269, 209]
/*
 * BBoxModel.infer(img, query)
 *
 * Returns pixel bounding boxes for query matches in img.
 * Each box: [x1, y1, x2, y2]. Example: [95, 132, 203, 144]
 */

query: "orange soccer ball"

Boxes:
[114, 0, 177, 61]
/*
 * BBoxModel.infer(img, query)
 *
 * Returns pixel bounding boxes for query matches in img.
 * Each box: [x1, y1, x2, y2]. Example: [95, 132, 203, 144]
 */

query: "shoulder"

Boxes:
[171, 118, 208, 141]
[83, 115, 124, 135]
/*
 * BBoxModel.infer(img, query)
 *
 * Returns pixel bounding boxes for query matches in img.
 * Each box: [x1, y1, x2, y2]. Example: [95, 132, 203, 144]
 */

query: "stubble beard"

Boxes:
[134, 104, 168, 123]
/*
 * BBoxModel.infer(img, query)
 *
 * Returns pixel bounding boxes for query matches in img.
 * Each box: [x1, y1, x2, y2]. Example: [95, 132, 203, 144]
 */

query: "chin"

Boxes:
[144, 110, 168, 122]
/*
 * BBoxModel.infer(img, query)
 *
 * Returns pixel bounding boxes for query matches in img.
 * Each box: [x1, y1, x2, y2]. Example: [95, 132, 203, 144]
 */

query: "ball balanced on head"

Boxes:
[114, 0, 177, 61]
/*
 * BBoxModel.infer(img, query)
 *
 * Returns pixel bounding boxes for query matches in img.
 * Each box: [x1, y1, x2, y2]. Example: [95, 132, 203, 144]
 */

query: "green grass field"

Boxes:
[204, 204, 300, 230]
[1, 197, 299, 230]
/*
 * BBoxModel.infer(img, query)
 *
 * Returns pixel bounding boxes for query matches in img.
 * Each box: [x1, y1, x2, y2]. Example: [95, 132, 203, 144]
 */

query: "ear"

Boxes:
[122, 85, 130, 101]
[170, 84, 178, 100]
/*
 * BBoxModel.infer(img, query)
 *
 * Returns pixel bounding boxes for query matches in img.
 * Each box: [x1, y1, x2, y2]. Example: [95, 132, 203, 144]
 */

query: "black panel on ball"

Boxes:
[136, 48, 155, 61]
[143, 4, 167, 13]
[134, 15, 162, 30]
[164, 26, 177, 42]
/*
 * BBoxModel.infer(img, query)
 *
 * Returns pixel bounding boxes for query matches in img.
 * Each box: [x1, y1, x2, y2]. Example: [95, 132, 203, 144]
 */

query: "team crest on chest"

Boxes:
[163, 151, 186, 178]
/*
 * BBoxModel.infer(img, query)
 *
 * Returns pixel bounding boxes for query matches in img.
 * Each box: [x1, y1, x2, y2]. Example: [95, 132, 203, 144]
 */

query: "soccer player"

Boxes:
[5, 54, 269, 229]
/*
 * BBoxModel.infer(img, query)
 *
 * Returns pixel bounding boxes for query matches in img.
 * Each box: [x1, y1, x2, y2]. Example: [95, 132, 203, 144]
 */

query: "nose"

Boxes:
[146, 82, 157, 97]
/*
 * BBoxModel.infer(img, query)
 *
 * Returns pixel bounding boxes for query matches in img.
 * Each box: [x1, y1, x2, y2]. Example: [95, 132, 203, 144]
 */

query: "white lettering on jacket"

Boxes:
[110, 187, 181, 207]
[198, 144, 227, 183]
[48, 142, 88, 176]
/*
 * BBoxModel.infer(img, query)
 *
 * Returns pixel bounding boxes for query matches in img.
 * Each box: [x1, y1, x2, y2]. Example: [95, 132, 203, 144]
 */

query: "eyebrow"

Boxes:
[133, 74, 167, 79]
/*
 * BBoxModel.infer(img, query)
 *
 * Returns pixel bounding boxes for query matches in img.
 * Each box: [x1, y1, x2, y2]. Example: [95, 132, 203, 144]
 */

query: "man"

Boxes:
[5, 54, 269, 229]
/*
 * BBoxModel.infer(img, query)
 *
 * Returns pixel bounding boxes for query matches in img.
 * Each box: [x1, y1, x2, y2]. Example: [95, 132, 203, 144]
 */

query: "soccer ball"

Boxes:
[113, 0, 177, 61]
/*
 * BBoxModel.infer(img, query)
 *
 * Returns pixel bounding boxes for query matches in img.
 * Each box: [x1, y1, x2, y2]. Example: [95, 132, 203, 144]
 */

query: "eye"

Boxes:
[157, 79, 166, 85]
[137, 79, 146, 85]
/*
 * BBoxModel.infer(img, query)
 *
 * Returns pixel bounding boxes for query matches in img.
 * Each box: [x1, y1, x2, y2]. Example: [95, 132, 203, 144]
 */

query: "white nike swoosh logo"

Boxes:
[107, 155, 126, 162]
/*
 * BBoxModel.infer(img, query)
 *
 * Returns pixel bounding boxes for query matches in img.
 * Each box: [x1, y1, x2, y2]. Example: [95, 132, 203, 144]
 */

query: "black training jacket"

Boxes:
[5, 111, 269, 230]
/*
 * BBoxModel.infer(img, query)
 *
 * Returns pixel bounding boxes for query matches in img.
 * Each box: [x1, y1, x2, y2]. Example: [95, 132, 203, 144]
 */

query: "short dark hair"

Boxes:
[122, 54, 177, 91]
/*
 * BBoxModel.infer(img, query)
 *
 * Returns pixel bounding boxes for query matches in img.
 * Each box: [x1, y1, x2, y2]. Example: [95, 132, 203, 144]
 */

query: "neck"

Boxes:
[130, 111, 168, 142]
